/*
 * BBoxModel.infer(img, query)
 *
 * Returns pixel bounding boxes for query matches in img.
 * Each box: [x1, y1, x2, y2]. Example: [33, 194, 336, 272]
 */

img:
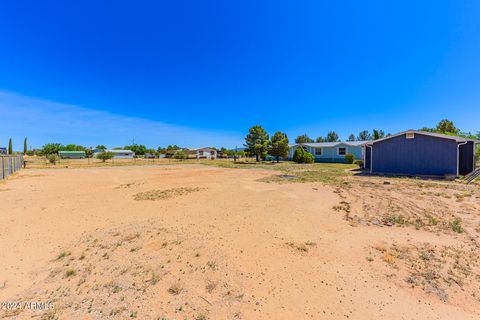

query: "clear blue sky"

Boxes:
[1, 1, 479, 149]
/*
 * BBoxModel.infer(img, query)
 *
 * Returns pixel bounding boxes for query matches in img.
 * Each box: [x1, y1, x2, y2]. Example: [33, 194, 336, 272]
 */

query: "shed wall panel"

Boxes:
[371, 134, 457, 176]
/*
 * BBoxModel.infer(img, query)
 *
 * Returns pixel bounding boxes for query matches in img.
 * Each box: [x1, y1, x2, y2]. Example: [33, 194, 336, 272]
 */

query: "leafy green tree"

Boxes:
[167, 144, 181, 151]
[124, 144, 147, 155]
[357, 130, 372, 141]
[315, 136, 326, 143]
[96, 151, 115, 162]
[436, 119, 459, 134]
[347, 134, 356, 141]
[419, 127, 435, 133]
[63, 144, 85, 151]
[8, 138, 12, 154]
[244, 125, 270, 162]
[372, 129, 385, 140]
[174, 150, 186, 160]
[85, 148, 94, 157]
[24, 138, 28, 154]
[326, 131, 340, 142]
[40, 143, 63, 155]
[95, 145, 107, 150]
[269, 131, 289, 162]
[295, 134, 314, 143]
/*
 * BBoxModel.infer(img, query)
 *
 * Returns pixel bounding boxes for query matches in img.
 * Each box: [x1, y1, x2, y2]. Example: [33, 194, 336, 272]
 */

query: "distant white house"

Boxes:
[192, 147, 217, 160]
[0, 147, 7, 155]
[93, 149, 135, 159]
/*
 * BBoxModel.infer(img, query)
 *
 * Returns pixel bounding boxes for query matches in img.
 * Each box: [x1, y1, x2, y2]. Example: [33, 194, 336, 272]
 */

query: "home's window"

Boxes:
[338, 147, 346, 155]
[406, 132, 415, 139]
[315, 148, 322, 156]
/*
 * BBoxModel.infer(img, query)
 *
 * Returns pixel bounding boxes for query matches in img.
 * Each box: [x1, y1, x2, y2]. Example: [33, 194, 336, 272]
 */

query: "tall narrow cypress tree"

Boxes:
[8, 138, 13, 154]
[24, 138, 27, 154]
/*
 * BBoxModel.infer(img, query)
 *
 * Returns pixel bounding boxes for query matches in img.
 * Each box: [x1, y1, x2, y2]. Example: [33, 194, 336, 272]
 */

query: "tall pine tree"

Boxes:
[269, 132, 289, 163]
[244, 125, 269, 162]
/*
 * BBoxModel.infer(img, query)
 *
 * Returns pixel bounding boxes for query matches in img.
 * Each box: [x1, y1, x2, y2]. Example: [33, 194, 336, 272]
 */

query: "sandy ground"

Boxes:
[0, 164, 479, 319]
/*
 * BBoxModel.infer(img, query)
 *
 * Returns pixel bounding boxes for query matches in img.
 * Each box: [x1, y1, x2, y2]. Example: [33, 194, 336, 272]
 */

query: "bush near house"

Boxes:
[97, 151, 115, 162]
[345, 153, 355, 164]
[304, 152, 314, 163]
[47, 154, 58, 164]
[174, 150, 186, 160]
[293, 147, 314, 164]
[292, 148, 303, 163]
[354, 159, 364, 167]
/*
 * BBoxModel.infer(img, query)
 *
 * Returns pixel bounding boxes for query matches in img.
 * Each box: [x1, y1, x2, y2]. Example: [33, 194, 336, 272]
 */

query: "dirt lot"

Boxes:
[0, 163, 479, 319]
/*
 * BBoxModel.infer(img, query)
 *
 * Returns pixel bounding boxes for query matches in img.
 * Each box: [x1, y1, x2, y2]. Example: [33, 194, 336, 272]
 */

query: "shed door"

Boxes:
[459, 142, 474, 175]
[365, 146, 371, 169]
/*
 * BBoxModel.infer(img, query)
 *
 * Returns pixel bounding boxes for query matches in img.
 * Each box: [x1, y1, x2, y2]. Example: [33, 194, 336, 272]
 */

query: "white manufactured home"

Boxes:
[192, 147, 217, 160]
[93, 149, 135, 159]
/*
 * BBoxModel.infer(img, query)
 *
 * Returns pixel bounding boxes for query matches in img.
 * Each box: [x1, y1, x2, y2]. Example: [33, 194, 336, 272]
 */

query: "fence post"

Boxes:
[0, 156, 24, 180]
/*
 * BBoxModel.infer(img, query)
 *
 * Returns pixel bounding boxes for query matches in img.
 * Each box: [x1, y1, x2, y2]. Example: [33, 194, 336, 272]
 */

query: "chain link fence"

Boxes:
[0, 155, 24, 180]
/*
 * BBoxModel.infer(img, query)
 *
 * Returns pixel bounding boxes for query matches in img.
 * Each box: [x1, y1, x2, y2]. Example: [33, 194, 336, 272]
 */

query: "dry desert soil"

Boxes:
[0, 163, 479, 319]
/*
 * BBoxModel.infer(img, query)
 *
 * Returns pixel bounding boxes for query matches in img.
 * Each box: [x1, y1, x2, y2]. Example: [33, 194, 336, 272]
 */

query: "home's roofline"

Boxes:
[192, 147, 216, 151]
[289, 141, 371, 148]
[369, 130, 480, 144]
[103, 149, 135, 153]
[58, 151, 86, 153]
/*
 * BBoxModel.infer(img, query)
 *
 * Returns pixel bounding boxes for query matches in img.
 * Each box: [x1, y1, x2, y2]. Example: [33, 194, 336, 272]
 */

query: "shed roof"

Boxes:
[104, 149, 134, 153]
[370, 130, 480, 144]
[190, 147, 216, 152]
[58, 151, 86, 155]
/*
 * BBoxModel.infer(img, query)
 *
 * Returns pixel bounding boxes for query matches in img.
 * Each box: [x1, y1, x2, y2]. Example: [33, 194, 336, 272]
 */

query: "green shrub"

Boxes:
[303, 152, 314, 163]
[293, 147, 314, 163]
[292, 147, 304, 163]
[450, 217, 463, 233]
[97, 151, 115, 162]
[47, 154, 58, 164]
[174, 150, 186, 160]
[344, 153, 355, 164]
[354, 159, 364, 167]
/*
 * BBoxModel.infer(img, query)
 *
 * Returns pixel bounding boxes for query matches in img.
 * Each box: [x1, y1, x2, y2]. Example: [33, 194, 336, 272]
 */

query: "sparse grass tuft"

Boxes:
[205, 280, 217, 293]
[450, 217, 463, 233]
[168, 282, 183, 295]
[56, 251, 71, 260]
[148, 271, 160, 285]
[134, 187, 204, 201]
[196, 313, 208, 320]
[65, 269, 76, 278]
[207, 261, 217, 270]
[286, 241, 313, 253]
